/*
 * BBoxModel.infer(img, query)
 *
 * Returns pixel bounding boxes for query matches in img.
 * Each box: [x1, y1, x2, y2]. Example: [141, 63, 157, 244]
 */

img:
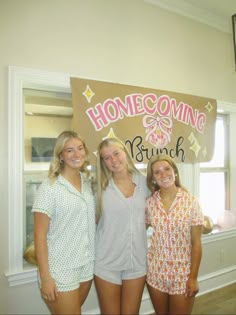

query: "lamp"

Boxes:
[232, 14, 236, 70]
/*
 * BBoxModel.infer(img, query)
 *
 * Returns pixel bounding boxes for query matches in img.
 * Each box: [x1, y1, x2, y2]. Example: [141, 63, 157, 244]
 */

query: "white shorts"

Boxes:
[38, 261, 94, 292]
[94, 265, 146, 285]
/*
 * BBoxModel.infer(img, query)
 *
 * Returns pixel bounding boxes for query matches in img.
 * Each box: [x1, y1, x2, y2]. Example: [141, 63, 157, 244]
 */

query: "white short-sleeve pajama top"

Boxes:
[32, 174, 96, 273]
[95, 174, 149, 272]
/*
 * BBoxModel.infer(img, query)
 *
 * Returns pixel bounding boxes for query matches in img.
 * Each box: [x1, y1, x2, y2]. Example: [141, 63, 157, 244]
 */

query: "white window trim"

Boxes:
[6, 66, 236, 286]
[217, 101, 236, 215]
[7, 66, 71, 286]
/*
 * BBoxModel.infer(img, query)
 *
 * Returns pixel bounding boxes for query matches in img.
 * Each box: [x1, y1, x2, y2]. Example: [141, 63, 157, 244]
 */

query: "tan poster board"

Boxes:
[70, 77, 217, 164]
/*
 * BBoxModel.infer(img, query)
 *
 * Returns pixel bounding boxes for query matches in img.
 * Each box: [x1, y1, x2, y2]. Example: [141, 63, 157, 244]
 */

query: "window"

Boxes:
[199, 115, 229, 226]
[7, 66, 72, 286]
[23, 89, 72, 250]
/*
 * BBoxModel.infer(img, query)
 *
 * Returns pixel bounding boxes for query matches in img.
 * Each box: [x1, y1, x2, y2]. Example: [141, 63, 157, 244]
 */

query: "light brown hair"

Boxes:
[48, 130, 89, 181]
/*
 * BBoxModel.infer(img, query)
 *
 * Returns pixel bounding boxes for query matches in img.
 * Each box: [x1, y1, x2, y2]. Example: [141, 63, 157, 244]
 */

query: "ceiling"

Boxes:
[145, 0, 236, 33]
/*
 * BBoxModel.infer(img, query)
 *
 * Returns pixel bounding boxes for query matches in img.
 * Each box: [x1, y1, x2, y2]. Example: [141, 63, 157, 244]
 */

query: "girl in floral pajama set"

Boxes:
[145, 154, 203, 315]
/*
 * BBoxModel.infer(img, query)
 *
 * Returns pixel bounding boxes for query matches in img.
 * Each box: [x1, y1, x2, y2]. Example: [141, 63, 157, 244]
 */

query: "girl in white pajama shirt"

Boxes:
[94, 137, 150, 315]
[33, 131, 96, 315]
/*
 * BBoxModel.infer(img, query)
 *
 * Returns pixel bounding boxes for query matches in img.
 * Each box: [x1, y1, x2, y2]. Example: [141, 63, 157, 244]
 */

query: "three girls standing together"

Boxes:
[33, 131, 204, 315]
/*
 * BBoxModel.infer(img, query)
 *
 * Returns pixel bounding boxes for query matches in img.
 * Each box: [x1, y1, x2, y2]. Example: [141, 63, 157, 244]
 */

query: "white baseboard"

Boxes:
[83, 308, 99, 315]
[198, 265, 236, 295]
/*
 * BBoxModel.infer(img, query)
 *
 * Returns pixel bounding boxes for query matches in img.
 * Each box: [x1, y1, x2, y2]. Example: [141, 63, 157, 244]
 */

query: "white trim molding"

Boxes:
[5, 268, 38, 287]
[198, 265, 236, 295]
[217, 100, 236, 113]
[202, 228, 236, 244]
[144, 0, 231, 33]
[7, 66, 71, 281]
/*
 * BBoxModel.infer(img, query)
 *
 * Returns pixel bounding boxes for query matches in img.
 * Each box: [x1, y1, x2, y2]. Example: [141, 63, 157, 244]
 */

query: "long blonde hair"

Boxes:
[146, 154, 185, 194]
[48, 130, 89, 181]
[96, 137, 140, 221]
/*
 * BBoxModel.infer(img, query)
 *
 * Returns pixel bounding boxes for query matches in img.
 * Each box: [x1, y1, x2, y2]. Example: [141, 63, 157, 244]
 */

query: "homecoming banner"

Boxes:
[70, 77, 217, 164]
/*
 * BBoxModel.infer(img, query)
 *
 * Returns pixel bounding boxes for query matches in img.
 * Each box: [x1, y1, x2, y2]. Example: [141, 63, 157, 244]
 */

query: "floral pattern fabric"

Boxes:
[145, 188, 203, 292]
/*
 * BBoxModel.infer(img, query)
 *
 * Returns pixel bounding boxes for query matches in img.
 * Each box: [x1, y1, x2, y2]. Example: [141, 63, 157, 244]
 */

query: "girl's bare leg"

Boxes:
[121, 276, 146, 315]
[94, 275, 121, 315]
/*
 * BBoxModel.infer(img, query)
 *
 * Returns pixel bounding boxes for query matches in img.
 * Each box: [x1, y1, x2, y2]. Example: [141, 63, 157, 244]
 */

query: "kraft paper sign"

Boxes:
[70, 77, 217, 164]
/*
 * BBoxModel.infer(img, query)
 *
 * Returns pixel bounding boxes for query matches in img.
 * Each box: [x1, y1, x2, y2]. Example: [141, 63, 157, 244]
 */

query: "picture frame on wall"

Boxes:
[232, 14, 236, 70]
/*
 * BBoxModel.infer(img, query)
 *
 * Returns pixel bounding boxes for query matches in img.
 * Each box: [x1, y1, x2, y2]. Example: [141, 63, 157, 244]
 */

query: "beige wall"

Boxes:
[1, 0, 236, 314]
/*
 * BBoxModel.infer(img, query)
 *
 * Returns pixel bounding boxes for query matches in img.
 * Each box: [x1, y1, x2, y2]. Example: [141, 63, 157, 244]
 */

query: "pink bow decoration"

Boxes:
[142, 115, 173, 148]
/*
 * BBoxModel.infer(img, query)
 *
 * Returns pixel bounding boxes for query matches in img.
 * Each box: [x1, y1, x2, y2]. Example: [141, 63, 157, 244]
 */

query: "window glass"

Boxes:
[200, 116, 225, 168]
[23, 89, 72, 248]
[199, 115, 228, 226]
[200, 172, 225, 223]
[24, 177, 46, 247]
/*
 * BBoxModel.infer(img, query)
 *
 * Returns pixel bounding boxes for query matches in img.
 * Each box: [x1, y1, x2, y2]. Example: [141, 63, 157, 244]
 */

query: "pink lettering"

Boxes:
[131, 94, 144, 115]
[171, 100, 184, 122]
[157, 95, 171, 116]
[186, 108, 199, 128]
[196, 113, 206, 133]
[104, 99, 119, 121]
[86, 103, 108, 131]
[114, 97, 132, 116]
[143, 94, 157, 114]
[85, 93, 207, 134]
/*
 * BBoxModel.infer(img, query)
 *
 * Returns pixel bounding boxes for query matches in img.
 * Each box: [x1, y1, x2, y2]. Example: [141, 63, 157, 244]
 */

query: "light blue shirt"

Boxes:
[32, 173, 96, 272]
[95, 173, 149, 271]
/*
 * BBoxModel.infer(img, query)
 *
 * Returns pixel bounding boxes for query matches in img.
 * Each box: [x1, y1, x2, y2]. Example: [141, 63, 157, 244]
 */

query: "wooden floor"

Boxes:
[149, 283, 236, 315]
[192, 282, 236, 315]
